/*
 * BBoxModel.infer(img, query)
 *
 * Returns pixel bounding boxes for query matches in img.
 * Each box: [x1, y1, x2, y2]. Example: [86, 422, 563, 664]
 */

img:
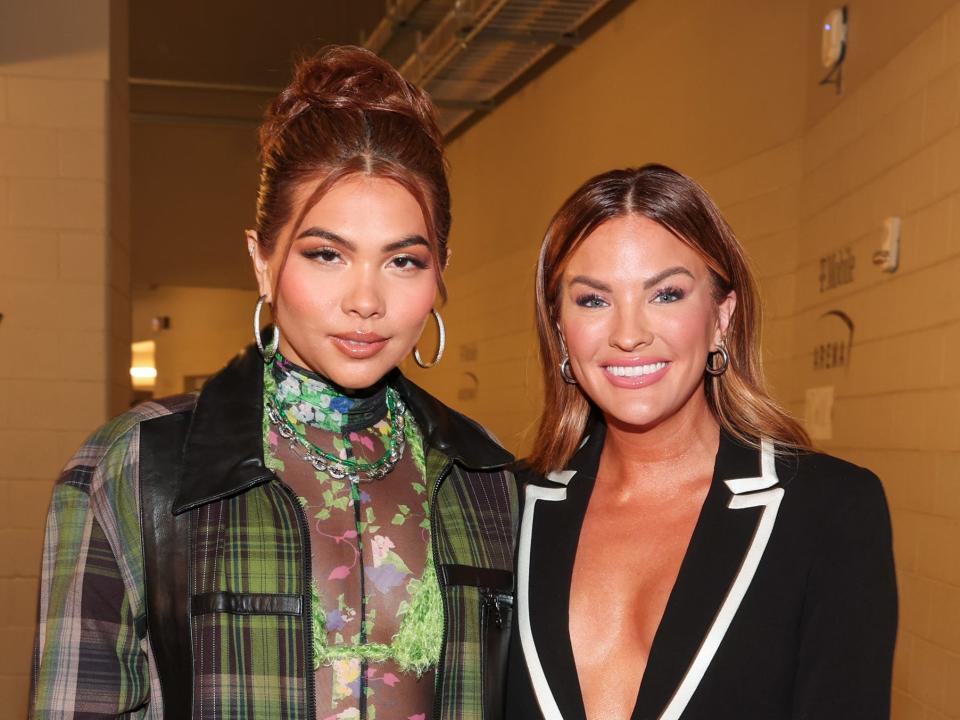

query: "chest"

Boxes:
[569, 483, 707, 637]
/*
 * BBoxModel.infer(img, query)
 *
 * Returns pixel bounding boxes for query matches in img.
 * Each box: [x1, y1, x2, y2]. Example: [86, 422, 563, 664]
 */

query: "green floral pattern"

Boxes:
[264, 354, 439, 720]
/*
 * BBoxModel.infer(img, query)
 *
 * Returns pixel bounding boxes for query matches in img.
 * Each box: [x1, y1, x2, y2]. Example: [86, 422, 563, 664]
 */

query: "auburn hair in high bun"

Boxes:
[255, 45, 451, 295]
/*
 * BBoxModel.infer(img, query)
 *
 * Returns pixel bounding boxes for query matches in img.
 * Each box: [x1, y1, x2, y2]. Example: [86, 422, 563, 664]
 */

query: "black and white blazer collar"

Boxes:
[517, 425, 787, 720]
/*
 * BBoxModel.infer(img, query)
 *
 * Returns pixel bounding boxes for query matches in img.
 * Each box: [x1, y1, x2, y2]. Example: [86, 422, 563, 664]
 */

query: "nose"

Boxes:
[609, 305, 654, 352]
[341, 265, 385, 319]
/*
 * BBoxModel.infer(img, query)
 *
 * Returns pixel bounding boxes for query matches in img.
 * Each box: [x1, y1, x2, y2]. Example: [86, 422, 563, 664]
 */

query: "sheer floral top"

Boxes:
[263, 353, 440, 720]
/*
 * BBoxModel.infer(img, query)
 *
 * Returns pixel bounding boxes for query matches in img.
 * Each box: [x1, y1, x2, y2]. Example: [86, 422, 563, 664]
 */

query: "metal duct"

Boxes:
[365, 0, 634, 137]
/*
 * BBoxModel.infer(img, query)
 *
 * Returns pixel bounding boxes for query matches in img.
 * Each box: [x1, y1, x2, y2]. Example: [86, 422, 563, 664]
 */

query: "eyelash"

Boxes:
[575, 293, 608, 308]
[390, 255, 429, 270]
[302, 247, 341, 263]
[653, 286, 685, 303]
[301, 247, 429, 271]
[574, 286, 686, 308]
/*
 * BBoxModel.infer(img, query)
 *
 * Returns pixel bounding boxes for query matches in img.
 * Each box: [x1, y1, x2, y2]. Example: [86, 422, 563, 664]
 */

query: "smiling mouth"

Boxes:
[603, 362, 669, 377]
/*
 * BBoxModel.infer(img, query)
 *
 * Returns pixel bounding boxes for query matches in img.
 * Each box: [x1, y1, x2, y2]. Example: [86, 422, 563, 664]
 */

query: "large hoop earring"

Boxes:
[706, 344, 729, 376]
[560, 355, 577, 384]
[254, 295, 280, 363]
[414, 309, 445, 369]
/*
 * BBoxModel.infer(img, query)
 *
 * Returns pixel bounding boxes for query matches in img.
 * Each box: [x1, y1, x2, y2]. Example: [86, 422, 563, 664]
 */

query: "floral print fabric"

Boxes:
[264, 354, 437, 720]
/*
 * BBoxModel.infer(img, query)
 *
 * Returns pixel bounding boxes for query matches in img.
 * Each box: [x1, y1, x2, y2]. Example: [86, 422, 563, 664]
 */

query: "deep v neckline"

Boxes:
[566, 433, 723, 720]
[517, 425, 777, 720]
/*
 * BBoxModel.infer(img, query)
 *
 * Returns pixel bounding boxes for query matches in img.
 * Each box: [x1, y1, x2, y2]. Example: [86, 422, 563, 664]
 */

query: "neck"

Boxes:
[269, 352, 391, 432]
[273, 351, 388, 400]
[599, 390, 720, 487]
[274, 333, 394, 399]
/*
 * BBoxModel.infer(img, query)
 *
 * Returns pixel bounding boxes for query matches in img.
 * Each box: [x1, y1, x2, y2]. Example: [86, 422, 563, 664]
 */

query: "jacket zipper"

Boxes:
[276, 479, 318, 720]
[480, 590, 513, 720]
[430, 458, 455, 720]
[481, 591, 513, 629]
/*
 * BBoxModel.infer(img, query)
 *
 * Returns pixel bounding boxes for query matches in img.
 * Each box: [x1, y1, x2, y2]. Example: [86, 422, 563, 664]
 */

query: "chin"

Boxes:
[320, 363, 394, 390]
[603, 406, 669, 431]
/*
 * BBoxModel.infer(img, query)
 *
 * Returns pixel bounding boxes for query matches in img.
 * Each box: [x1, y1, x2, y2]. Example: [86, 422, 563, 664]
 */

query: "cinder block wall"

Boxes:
[0, 1, 128, 714]
[407, 1, 960, 717]
[132, 286, 259, 398]
[788, 9, 960, 715]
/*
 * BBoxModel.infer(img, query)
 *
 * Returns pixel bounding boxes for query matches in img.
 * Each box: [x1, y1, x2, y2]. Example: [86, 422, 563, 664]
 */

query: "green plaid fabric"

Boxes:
[31, 394, 518, 719]
[431, 450, 519, 720]
[190, 485, 310, 719]
[31, 394, 196, 719]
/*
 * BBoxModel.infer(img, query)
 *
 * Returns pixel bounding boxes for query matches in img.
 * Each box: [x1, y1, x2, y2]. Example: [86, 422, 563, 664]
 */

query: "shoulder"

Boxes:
[510, 461, 543, 487]
[778, 446, 891, 538]
[392, 371, 513, 469]
[61, 393, 198, 494]
[781, 447, 884, 500]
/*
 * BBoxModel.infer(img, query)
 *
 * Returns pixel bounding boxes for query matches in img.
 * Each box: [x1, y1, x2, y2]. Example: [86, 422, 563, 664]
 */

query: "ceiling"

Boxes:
[129, 0, 632, 291]
[131, 1, 385, 88]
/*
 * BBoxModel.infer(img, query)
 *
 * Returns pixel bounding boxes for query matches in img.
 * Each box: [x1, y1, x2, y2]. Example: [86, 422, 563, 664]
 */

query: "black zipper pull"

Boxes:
[484, 590, 504, 628]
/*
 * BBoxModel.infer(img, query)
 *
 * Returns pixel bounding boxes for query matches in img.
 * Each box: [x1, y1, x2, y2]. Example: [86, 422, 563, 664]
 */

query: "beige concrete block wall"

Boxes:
[0, 0, 126, 713]
[132, 285, 259, 397]
[788, 8, 960, 717]
[409, 0, 809, 451]
[413, 1, 960, 717]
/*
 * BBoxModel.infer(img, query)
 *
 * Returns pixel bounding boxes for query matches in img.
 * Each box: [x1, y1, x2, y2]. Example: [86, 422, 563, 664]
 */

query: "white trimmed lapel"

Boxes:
[517, 481, 571, 720]
[517, 430, 605, 720]
[655, 437, 783, 719]
[515, 430, 786, 720]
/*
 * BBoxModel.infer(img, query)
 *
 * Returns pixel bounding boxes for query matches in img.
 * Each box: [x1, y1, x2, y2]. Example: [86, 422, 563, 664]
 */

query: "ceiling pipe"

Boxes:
[400, 0, 509, 85]
[362, 0, 429, 54]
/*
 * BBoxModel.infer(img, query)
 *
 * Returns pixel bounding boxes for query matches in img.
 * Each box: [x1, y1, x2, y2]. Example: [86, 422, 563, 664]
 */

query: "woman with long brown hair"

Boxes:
[31, 47, 517, 720]
[506, 165, 896, 719]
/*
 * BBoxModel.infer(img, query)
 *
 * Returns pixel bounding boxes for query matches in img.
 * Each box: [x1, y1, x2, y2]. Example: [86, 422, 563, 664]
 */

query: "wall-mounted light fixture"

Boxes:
[820, 6, 848, 93]
[872, 216, 901, 273]
[131, 340, 157, 390]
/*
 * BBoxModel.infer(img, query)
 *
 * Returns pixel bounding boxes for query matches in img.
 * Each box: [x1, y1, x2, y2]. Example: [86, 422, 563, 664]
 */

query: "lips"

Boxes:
[600, 358, 671, 388]
[330, 331, 389, 360]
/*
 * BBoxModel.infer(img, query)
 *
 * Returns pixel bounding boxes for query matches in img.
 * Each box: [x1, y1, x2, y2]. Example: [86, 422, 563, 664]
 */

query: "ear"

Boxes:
[714, 290, 737, 347]
[246, 230, 273, 300]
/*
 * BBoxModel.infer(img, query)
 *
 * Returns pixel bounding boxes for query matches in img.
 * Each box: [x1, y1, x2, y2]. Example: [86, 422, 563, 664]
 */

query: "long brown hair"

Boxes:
[529, 164, 810, 473]
[255, 45, 450, 296]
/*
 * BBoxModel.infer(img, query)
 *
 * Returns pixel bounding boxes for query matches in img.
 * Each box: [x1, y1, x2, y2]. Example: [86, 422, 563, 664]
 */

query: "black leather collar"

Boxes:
[173, 341, 513, 514]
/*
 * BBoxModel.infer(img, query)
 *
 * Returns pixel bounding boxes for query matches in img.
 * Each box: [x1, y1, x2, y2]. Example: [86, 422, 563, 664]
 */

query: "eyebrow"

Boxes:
[297, 227, 354, 249]
[296, 227, 430, 254]
[642, 266, 694, 289]
[568, 265, 694, 293]
[568, 275, 612, 293]
[383, 235, 430, 253]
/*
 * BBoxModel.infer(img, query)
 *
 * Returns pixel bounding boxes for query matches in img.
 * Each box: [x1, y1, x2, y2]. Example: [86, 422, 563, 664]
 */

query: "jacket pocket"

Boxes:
[438, 564, 514, 720]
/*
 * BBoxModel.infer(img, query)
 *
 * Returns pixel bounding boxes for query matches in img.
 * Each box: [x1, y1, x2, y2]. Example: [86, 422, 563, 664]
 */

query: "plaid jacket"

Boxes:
[31, 345, 519, 719]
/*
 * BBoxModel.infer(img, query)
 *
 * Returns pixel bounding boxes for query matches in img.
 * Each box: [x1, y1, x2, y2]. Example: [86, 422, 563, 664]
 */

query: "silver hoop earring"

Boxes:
[414, 309, 445, 369]
[706, 344, 729, 376]
[253, 295, 280, 363]
[560, 355, 577, 384]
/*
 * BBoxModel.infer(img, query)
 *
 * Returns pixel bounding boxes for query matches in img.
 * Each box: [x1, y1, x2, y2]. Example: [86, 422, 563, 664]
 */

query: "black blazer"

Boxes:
[506, 425, 897, 720]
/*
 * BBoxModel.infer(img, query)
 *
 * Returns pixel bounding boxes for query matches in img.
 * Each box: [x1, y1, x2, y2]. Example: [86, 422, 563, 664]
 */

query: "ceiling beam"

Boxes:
[363, 0, 429, 54]
[129, 77, 280, 94]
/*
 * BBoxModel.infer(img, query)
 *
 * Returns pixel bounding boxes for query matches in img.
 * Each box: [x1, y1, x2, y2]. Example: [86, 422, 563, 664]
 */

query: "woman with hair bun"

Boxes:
[32, 46, 517, 720]
[506, 165, 897, 719]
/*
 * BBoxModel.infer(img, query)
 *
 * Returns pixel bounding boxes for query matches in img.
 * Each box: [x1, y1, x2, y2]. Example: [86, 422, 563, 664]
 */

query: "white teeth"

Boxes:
[605, 362, 667, 377]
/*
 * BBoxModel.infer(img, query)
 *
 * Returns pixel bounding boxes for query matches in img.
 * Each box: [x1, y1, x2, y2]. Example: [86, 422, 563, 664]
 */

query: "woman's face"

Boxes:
[250, 174, 438, 390]
[558, 214, 735, 431]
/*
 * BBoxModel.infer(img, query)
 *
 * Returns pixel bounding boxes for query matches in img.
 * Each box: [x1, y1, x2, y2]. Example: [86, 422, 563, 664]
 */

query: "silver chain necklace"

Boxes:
[266, 390, 407, 483]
